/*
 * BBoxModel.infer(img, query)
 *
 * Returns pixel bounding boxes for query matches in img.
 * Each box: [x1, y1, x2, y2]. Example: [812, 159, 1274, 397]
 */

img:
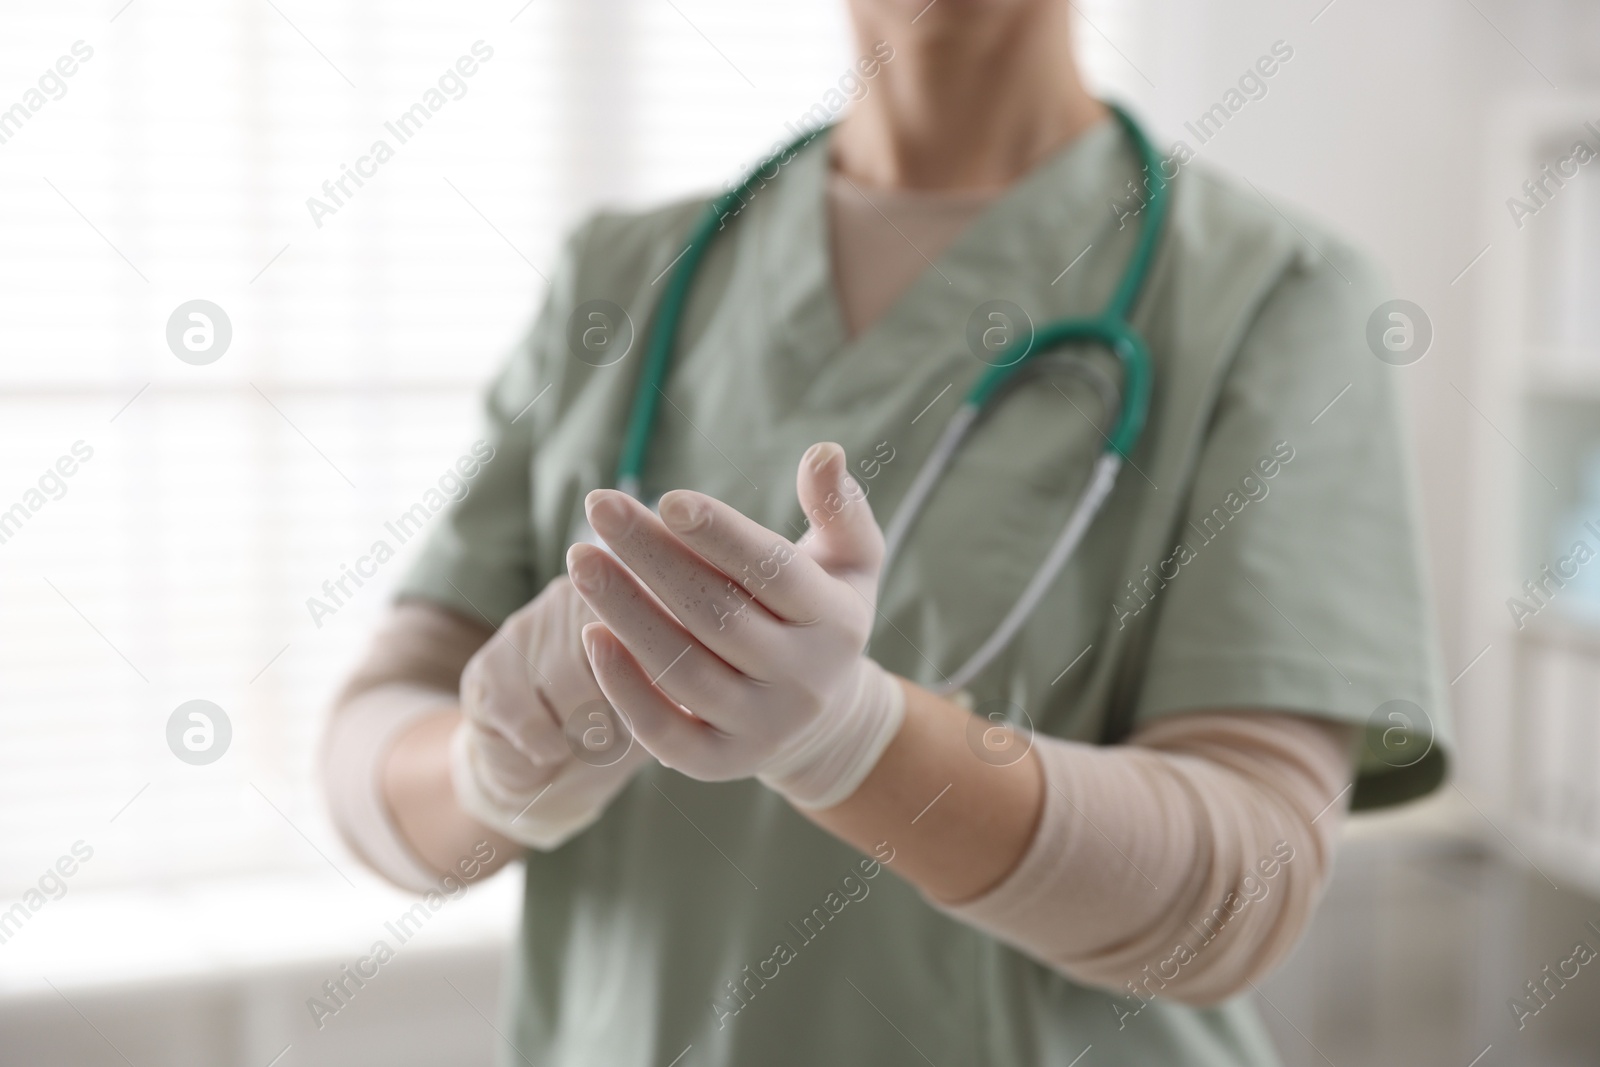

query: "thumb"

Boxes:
[795, 442, 883, 580]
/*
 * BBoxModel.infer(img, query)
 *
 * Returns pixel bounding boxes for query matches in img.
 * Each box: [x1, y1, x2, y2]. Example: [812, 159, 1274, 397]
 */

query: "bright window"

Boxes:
[0, 0, 1131, 900]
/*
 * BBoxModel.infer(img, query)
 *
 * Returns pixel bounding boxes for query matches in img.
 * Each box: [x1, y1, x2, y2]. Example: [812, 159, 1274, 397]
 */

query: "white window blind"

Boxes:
[0, 0, 1130, 901]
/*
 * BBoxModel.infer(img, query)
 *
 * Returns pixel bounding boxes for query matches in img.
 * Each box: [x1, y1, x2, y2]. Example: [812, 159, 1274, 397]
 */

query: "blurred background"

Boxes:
[1, 1, 1598, 1064]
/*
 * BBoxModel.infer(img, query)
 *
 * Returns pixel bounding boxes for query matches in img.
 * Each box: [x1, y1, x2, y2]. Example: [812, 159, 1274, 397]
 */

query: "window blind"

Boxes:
[0, 0, 1131, 899]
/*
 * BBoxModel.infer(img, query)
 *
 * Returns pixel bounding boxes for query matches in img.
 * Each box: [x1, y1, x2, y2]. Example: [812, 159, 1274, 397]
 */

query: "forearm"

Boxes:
[800, 677, 1045, 903]
[320, 602, 513, 890]
[382, 706, 519, 880]
[804, 678, 1356, 1003]
[322, 594, 644, 885]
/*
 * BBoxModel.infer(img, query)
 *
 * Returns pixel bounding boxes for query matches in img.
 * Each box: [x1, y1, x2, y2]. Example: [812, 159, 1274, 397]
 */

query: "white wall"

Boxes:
[1113, 0, 1600, 806]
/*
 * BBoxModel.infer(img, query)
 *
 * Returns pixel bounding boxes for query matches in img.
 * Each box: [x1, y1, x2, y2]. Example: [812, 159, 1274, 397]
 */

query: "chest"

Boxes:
[530, 307, 1135, 735]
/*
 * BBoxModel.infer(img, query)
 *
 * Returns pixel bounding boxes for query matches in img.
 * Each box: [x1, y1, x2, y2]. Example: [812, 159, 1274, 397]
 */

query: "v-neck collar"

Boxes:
[745, 115, 1144, 410]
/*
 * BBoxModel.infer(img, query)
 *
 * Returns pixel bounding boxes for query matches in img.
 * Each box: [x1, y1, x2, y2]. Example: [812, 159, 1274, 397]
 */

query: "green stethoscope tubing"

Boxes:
[614, 104, 1169, 693]
[613, 121, 827, 499]
[966, 109, 1163, 454]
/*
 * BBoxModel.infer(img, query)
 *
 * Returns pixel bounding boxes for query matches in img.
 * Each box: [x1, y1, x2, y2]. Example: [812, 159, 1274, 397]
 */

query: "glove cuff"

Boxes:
[450, 723, 642, 850]
[758, 659, 906, 810]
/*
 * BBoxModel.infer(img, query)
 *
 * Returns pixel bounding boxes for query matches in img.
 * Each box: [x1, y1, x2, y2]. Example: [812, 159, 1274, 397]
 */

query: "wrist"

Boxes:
[449, 718, 650, 851]
[449, 722, 531, 840]
[377, 706, 517, 883]
[758, 659, 907, 810]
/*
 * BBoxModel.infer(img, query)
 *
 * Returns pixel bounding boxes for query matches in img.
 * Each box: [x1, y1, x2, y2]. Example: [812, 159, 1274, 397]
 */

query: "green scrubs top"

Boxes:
[398, 118, 1449, 1067]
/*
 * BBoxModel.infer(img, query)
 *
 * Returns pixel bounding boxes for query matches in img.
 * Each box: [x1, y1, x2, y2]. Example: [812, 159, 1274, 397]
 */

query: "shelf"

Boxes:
[1511, 622, 1600, 900]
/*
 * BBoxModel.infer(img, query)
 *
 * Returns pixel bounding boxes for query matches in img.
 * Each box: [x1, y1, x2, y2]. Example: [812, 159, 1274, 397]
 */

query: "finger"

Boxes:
[584, 490, 789, 676]
[581, 623, 731, 780]
[460, 640, 569, 766]
[463, 721, 561, 801]
[654, 489, 836, 625]
[567, 542, 754, 724]
[794, 441, 883, 593]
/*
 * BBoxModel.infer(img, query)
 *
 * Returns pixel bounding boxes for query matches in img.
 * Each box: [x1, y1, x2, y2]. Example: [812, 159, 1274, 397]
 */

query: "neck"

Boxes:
[831, 1, 1106, 192]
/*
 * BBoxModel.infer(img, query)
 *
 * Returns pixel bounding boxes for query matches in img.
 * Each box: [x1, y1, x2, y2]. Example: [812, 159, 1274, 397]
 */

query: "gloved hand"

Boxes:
[567, 442, 906, 810]
[451, 576, 650, 849]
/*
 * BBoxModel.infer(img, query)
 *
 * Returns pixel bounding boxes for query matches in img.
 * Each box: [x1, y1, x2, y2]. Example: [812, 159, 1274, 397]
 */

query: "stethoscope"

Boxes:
[603, 104, 1168, 696]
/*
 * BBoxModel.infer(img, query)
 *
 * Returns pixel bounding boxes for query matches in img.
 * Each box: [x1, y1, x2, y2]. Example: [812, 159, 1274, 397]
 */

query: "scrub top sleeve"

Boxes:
[1130, 241, 1449, 808]
[393, 221, 592, 628]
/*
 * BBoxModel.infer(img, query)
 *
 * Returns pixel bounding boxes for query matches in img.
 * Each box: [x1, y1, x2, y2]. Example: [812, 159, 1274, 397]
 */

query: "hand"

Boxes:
[567, 442, 905, 809]
[452, 577, 649, 848]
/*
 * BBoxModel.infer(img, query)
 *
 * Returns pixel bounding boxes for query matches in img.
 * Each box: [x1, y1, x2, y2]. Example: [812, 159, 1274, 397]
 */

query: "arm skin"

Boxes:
[384, 678, 1350, 914]
[382, 706, 521, 881]
[377, 670, 1040, 903]
[321, 599, 522, 884]
[377, 676, 1038, 903]
[806, 676, 1047, 904]
[807, 681, 1357, 1003]
[356, 606, 1350, 1003]
[378, 653, 1351, 1004]
[375, 679, 1032, 899]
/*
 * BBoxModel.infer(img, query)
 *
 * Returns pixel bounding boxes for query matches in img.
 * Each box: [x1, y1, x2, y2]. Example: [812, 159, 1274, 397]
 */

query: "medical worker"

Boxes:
[321, 1, 1448, 1063]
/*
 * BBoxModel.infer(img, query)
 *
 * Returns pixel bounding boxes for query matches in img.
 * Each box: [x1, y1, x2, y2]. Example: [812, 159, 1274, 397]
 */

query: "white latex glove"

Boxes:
[567, 442, 905, 810]
[451, 577, 650, 849]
